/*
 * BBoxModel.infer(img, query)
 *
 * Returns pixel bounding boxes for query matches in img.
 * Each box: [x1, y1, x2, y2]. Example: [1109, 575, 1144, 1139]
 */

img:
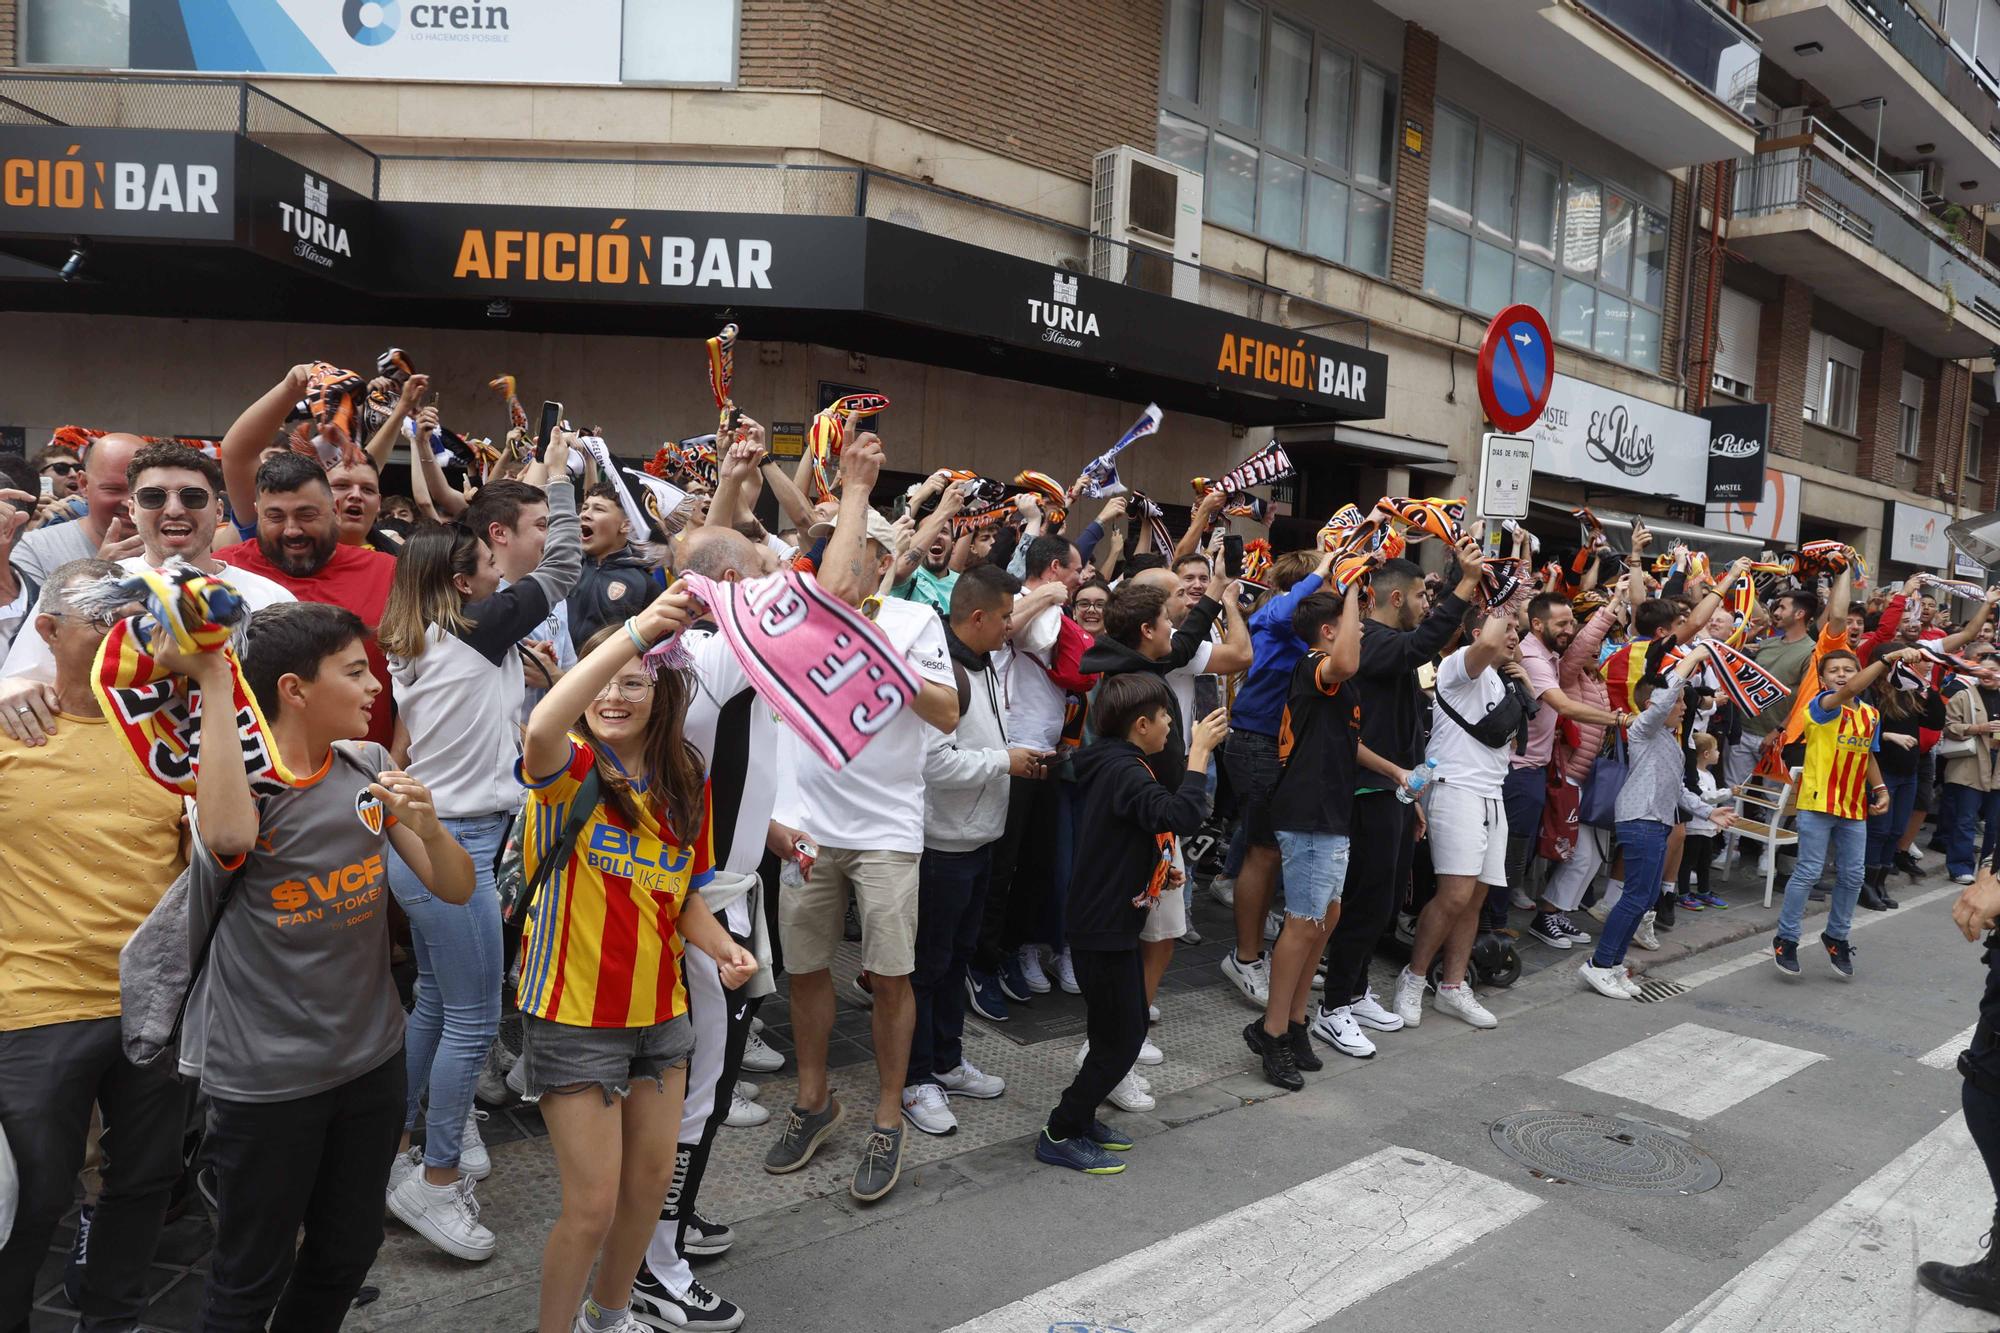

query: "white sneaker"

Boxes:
[1433, 981, 1498, 1029]
[456, 1107, 491, 1181]
[900, 1083, 958, 1136]
[1209, 875, 1236, 907]
[385, 1146, 420, 1206]
[937, 1061, 1005, 1099]
[1147, 1004, 1161, 1024]
[1578, 962, 1634, 1000]
[505, 1055, 529, 1099]
[388, 1172, 496, 1261]
[571, 1303, 649, 1333]
[1957, 872, 1978, 885]
[1019, 945, 1052, 994]
[735, 1079, 761, 1102]
[1135, 1037, 1163, 1066]
[1131, 1068, 1151, 1094]
[1054, 947, 1081, 995]
[1910, 846, 1928, 863]
[1221, 953, 1271, 1008]
[724, 1092, 770, 1128]
[1350, 987, 1405, 1033]
[739, 1030, 784, 1073]
[1510, 886, 1536, 910]
[1107, 1070, 1155, 1112]
[1632, 911, 1661, 952]
[1393, 968, 1427, 1028]
[474, 1039, 516, 1106]
[1263, 910, 1283, 942]
[1075, 1043, 1151, 1098]
[1615, 967, 1647, 999]
[1310, 966, 1325, 990]
[1309, 1005, 1376, 1059]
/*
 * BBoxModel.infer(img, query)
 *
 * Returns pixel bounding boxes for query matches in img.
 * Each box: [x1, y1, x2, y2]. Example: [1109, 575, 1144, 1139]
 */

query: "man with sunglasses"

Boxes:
[31, 445, 84, 500]
[0, 444, 293, 744]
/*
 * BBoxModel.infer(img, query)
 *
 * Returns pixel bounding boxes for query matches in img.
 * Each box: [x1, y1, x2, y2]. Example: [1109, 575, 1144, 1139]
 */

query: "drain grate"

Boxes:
[1632, 979, 1689, 1003]
[1491, 1111, 1721, 1194]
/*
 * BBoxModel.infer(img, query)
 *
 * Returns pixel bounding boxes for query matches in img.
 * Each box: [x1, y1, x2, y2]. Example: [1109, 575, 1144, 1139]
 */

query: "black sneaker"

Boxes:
[1820, 932, 1855, 979]
[1895, 850, 1923, 881]
[843, 902, 862, 942]
[1243, 1021, 1303, 1091]
[1773, 935, 1800, 976]
[681, 1209, 733, 1257]
[1527, 912, 1573, 949]
[1918, 1219, 2000, 1316]
[631, 1265, 747, 1331]
[1286, 1021, 1324, 1072]
[63, 1203, 91, 1306]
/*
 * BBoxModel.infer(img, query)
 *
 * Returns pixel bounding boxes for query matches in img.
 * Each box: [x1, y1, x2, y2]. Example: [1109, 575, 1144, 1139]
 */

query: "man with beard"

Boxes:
[213, 453, 397, 744]
[569, 483, 659, 652]
[1507, 594, 1625, 949]
[12, 433, 144, 582]
[0, 445, 294, 742]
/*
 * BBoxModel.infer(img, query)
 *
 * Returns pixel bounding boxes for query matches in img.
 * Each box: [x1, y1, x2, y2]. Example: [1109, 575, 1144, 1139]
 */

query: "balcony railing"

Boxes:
[1847, 0, 2000, 148]
[1733, 115, 2000, 326]
[1574, 0, 1763, 119]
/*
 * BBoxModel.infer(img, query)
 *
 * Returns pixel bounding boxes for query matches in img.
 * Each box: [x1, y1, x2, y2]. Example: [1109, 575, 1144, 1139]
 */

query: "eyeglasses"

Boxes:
[134, 486, 213, 511]
[594, 678, 653, 702]
[40, 461, 78, 476]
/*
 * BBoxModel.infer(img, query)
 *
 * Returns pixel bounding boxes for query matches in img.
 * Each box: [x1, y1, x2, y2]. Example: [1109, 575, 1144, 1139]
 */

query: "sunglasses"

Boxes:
[134, 486, 214, 511]
[41, 461, 79, 476]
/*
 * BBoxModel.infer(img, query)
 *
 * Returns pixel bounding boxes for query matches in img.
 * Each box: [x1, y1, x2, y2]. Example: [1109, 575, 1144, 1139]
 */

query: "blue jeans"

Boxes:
[389, 812, 507, 1171]
[909, 845, 993, 1087]
[1943, 783, 2000, 879]
[1593, 820, 1668, 968]
[1866, 770, 1919, 868]
[1778, 810, 1866, 943]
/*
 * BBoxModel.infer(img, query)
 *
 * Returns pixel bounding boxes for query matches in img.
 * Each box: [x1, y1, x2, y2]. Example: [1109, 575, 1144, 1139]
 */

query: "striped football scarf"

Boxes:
[705, 322, 737, 437]
[1079, 403, 1161, 499]
[1660, 641, 1791, 717]
[805, 393, 892, 504]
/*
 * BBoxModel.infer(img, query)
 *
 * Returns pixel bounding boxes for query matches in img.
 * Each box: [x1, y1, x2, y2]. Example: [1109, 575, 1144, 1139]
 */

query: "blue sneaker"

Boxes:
[1087, 1119, 1134, 1151]
[997, 957, 1033, 1004]
[965, 971, 1009, 1022]
[1035, 1128, 1126, 1175]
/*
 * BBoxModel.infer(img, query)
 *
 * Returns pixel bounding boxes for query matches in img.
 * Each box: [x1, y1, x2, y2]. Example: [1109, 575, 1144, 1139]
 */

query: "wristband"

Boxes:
[624, 617, 650, 654]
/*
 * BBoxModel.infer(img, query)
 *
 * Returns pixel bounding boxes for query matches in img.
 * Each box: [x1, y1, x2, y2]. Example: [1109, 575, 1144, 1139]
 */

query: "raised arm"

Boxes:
[523, 587, 695, 779]
[365, 373, 428, 469]
[1942, 586, 2000, 653]
[221, 364, 310, 521]
[1174, 490, 1226, 562]
[1461, 606, 1513, 677]
[816, 432, 884, 607]
[1206, 580, 1254, 674]
[1319, 580, 1364, 684]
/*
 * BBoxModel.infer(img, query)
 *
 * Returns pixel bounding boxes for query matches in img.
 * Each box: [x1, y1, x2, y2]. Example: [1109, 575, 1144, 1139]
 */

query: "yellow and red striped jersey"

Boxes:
[1796, 693, 1879, 821]
[516, 736, 714, 1029]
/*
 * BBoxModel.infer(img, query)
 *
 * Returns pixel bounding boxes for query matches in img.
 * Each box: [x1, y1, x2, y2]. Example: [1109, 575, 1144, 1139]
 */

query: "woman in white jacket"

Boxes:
[902, 564, 1049, 1136]
[374, 470, 581, 1259]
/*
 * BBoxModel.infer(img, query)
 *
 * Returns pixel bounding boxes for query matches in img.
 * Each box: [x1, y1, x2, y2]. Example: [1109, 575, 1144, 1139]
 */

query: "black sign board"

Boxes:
[0, 126, 236, 241]
[237, 141, 373, 286]
[1701, 403, 1771, 504]
[0, 426, 24, 454]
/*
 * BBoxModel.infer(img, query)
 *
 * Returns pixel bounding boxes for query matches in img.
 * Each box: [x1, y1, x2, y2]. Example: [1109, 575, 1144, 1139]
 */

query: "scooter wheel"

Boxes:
[1475, 938, 1523, 989]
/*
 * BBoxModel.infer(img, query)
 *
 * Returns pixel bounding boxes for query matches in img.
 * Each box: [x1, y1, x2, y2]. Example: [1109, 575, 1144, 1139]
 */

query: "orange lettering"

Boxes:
[1217, 334, 1238, 375]
[454, 230, 491, 279]
[3, 160, 32, 207]
[545, 232, 575, 282]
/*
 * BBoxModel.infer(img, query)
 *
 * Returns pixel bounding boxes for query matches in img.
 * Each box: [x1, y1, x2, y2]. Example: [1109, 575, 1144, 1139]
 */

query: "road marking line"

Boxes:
[1562, 1022, 1827, 1120]
[1659, 1113, 1985, 1332]
[940, 1146, 1540, 1333]
[1919, 1021, 1979, 1070]
[1668, 885, 1959, 992]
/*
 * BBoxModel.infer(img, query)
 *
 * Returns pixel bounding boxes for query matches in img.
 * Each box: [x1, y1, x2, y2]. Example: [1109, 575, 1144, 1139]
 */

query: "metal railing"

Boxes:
[1733, 115, 2000, 326]
[0, 71, 380, 195]
[1573, 0, 1763, 119]
[1846, 0, 2000, 147]
[0, 72, 1372, 342]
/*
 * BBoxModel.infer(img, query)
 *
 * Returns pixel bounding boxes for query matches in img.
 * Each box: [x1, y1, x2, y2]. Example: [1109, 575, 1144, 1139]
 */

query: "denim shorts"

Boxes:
[1273, 829, 1350, 920]
[516, 1012, 694, 1106]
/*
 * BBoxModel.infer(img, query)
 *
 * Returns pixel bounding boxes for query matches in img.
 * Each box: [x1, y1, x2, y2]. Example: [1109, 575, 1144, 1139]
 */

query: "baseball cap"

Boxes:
[864, 507, 899, 551]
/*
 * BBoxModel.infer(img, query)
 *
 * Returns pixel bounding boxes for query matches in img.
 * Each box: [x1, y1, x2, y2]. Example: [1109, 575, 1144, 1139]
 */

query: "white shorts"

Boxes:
[1425, 783, 1509, 885]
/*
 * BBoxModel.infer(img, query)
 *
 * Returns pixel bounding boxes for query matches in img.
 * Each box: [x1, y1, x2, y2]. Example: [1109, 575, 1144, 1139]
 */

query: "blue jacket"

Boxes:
[1232, 572, 1325, 737]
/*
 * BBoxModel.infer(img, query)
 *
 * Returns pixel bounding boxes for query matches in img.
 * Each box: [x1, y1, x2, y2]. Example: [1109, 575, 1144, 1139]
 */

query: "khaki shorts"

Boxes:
[780, 844, 919, 976]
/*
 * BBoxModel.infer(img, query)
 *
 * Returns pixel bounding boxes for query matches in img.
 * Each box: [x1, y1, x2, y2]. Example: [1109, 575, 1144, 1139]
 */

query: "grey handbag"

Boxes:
[119, 859, 246, 1074]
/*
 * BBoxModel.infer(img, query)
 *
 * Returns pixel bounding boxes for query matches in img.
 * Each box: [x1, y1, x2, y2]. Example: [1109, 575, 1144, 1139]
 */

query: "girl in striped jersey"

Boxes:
[1774, 645, 1923, 979]
[516, 587, 759, 1333]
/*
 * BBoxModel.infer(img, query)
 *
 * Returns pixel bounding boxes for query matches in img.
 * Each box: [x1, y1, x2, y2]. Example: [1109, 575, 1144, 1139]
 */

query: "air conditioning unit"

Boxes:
[1887, 168, 1926, 202]
[1090, 146, 1202, 303]
[1919, 159, 1946, 204]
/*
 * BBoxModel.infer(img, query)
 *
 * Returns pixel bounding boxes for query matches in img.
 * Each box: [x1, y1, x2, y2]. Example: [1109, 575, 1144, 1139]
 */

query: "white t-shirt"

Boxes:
[0, 555, 295, 684]
[0, 578, 29, 656]
[794, 595, 956, 854]
[1002, 595, 1069, 750]
[1426, 647, 1510, 799]
[683, 626, 783, 934]
[1165, 639, 1215, 733]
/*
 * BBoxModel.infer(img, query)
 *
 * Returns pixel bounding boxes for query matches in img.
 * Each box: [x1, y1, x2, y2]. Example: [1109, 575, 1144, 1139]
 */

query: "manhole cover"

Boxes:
[1491, 1111, 1721, 1193]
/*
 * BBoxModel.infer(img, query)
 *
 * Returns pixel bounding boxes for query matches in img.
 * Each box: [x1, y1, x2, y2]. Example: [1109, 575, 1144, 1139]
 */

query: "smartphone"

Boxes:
[1223, 533, 1244, 579]
[38, 475, 53, 499]
[536, 400, 563, 452]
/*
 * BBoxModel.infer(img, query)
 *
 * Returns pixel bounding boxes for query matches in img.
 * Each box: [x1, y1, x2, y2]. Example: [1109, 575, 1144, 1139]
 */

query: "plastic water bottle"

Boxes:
[1398, 759, 1439, 805]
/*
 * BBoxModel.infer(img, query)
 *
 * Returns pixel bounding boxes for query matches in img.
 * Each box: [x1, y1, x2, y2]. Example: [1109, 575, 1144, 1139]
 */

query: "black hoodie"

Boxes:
[567, 545, 659, 653]
[1064, 738, 1210, 950]
[1078, 594, 1222, 789]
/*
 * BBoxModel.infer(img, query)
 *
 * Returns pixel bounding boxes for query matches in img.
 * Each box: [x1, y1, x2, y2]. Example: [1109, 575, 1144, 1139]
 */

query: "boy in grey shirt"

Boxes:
[171, 602, 474, 1330]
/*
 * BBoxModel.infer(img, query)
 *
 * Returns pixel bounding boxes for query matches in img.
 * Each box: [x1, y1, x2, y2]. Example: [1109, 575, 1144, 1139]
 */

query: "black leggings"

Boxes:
[1676, 833, 1716, 897]
[1048, 948, 1147, 1141]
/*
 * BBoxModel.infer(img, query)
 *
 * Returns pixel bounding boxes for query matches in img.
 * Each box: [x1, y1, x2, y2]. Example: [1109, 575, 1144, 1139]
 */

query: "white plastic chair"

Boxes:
[1731, 766, 1802, 907]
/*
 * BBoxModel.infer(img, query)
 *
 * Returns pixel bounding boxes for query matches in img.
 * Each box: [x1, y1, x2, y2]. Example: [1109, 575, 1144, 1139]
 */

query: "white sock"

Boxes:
[1601, 879, 1624, 910]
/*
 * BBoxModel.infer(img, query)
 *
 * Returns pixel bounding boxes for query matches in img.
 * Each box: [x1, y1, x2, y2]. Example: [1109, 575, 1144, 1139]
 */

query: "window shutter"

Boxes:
[1714, 288, 1760, 390]
[1804, 329, 1826, 420]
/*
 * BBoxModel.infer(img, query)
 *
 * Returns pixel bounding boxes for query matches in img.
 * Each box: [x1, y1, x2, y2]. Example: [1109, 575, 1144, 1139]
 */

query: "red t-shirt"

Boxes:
[214, 539, 398, 745]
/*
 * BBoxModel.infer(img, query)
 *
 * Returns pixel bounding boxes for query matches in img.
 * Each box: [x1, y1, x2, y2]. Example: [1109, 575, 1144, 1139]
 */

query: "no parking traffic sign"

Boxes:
[1477, 303, 1554, 435]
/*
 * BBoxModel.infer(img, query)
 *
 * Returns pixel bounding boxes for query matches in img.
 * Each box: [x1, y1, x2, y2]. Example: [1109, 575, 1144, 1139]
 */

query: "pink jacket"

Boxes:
[1558, 604, 1618, 784]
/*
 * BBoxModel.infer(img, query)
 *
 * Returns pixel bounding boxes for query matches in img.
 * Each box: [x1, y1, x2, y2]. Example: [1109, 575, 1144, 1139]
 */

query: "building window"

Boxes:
[1712, 287, 1760, 399]
[1969, 408, 1987, 482]
[1805, 331, 1863, 436]
[1158, 0, 1397, 276]
[1899, 372, 1925, 460]
[1421, 102, 1668, 373]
